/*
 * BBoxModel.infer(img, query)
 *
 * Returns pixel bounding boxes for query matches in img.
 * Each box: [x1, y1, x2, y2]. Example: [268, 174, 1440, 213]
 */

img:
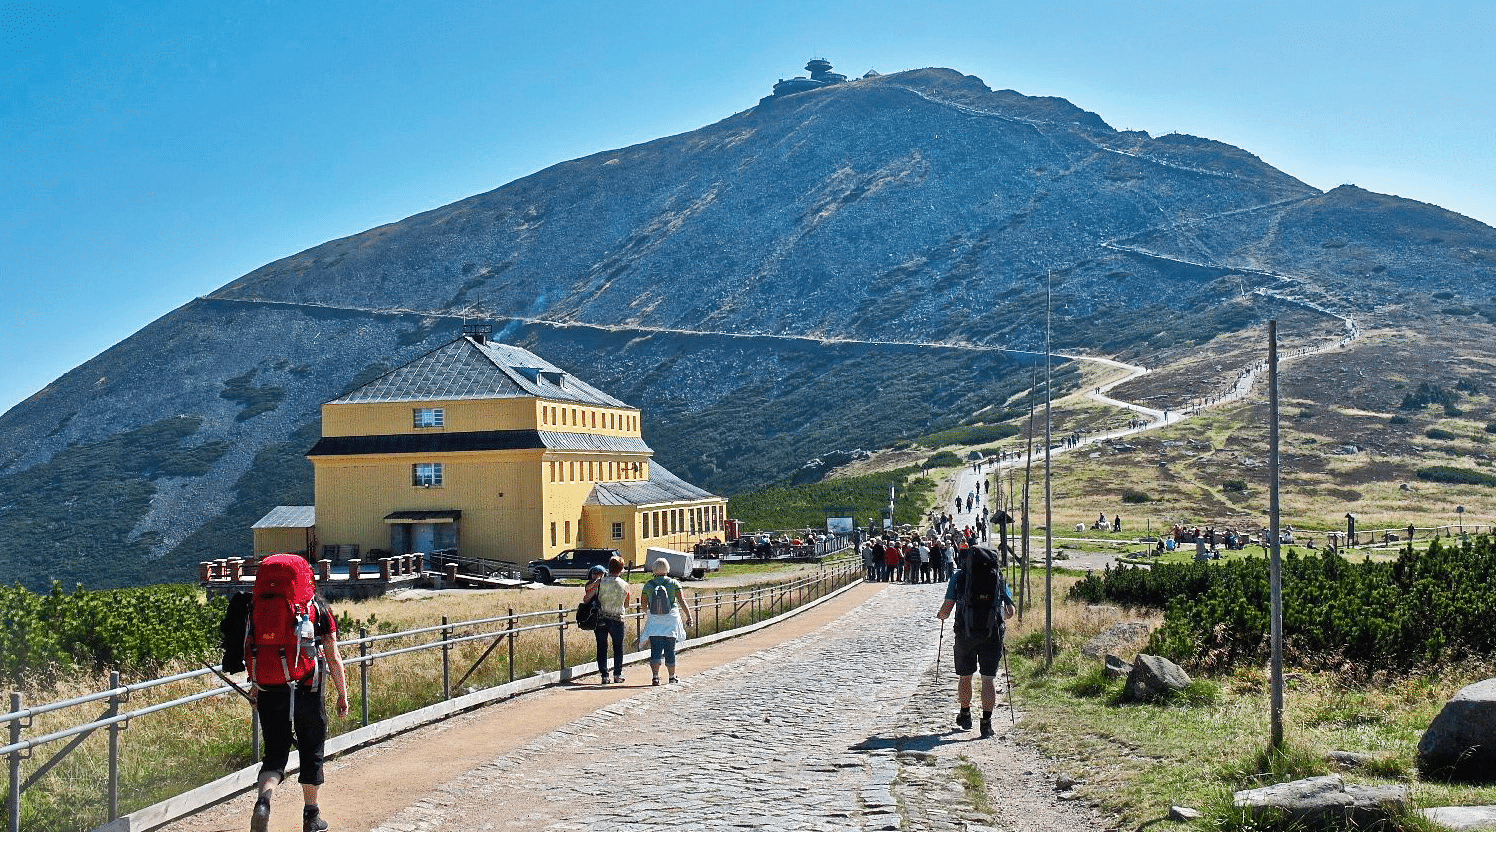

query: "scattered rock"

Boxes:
[1122, 654, 1192, 703]
[1233, 774, 1409, 828]
[1418, 678, 1496, 782]
[1103, 654, 1133, 679]
[1168, 805, 1202, 822]
[1057, 791, 1079, 801]
[1081, 621, 1152, 658]
[1054, 775, 1077, 791]
[1327, 750, 1377, 769]
[1419, 805, 1496, 831]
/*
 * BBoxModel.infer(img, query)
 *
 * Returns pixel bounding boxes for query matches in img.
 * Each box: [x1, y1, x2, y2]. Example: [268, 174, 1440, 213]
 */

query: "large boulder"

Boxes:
[1122, 654, 1192, 702]
[1417, 678, 1496, 782]
[1234, 774, 1409, 828]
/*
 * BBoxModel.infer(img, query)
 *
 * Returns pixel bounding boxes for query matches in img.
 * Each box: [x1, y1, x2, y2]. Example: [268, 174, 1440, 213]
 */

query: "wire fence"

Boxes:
[2, 561, 862, 831]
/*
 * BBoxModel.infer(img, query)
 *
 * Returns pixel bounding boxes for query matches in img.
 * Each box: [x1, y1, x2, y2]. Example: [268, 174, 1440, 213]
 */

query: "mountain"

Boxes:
[3, 64, 1494, 590]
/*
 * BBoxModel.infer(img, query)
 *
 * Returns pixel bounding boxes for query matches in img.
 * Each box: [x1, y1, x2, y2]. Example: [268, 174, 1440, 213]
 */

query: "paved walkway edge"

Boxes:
[105, 573, 866, 832]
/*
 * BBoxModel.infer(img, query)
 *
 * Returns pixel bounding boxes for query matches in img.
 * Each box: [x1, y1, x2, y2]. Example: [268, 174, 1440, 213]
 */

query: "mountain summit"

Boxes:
[3, 64, 1494, 589]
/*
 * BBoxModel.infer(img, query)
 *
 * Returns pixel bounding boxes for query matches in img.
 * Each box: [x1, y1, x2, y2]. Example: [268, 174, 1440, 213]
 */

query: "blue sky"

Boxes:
[2, 0, 1492, 416]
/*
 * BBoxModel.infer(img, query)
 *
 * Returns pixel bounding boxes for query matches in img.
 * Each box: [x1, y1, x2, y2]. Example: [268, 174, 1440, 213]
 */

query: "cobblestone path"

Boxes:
[376, 584, 1099, 832]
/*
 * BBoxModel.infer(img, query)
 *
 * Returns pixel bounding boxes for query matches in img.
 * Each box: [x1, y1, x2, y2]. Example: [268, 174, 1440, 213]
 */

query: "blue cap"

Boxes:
[588, 565, 607, 576]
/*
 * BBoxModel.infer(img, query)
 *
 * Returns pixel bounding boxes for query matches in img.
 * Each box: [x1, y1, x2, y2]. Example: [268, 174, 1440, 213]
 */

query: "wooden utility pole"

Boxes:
[1044, 273, 1054, 669]
[1268, 320, 1285, 749]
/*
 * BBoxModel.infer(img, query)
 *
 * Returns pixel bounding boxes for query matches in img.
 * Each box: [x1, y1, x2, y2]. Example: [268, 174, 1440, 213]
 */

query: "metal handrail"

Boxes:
[4, 561, 861, 831]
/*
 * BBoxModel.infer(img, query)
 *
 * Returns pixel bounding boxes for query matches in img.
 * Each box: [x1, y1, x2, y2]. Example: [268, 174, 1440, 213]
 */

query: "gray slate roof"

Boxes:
[585, 460, 724, 507]
[330, 336, 632, 408]
[540, 431, 653, 454]
[252, 505, 317, 529]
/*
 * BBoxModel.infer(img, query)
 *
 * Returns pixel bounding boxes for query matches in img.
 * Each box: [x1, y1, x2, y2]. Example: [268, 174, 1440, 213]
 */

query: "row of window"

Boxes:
[548, 460, 644, 483]
[542, 403, 636, 433]
[640, 504, 724, 540]
[411, 405, 638, 434]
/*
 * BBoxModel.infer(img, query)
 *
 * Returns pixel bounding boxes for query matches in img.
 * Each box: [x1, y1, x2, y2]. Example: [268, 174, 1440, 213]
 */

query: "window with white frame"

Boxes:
[412, 463, 444, 487]
[611, 521, 624, 540]
[413, 407, 445, 428]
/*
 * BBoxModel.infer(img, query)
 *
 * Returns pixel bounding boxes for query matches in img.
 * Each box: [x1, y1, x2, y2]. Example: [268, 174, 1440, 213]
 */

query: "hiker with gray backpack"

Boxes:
[639, 558, 692, 685]
[936, 544, 1016, 738]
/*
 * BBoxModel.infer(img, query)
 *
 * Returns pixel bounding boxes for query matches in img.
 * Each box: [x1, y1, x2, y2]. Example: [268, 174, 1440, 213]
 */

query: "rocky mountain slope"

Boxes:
[3, 65, 1493, 589]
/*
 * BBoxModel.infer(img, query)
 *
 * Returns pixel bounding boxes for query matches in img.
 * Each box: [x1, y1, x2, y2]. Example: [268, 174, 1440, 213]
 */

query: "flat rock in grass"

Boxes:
[1327, 750, 1378, 768]
[1168, 805, 1202, 822]
[1233, 774, 1409, 828]
[1122, 654, 1191, 702]
[1419, 805, 1496, 831]
[1417, 678, 1496, 782]
[1081, 621, 1152, 658]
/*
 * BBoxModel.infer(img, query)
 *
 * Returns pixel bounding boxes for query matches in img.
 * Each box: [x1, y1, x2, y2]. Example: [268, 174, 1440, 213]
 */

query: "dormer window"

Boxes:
[414, 407, 444, 428]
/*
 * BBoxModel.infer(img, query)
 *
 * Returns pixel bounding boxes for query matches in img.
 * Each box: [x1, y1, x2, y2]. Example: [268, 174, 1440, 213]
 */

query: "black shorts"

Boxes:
[256, 681, 329, 785]
[952, 625, 1004, 677]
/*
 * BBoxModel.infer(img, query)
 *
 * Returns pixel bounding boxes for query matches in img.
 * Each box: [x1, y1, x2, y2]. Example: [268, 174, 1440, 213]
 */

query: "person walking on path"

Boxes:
[241, 554, 349, 832]
[639, 559, 692, 685]
[583, 558, 631, 684]
[936, 545, 1015, 739]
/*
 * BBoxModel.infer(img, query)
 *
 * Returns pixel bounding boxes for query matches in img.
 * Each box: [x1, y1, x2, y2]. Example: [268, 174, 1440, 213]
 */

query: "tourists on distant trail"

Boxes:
[954, 496, 962, 513]
[1113, 514, 1122, 533]
[919, 540, 933, 583]
[585, 558, 631, 684]
[871, 538, 887, 581]
[862, 541, 878, 580]
[233, 554, 349, 832]
[983, 479, 990, 495]
[938, 544, 1016, 739]
[640, 559, 691, 685]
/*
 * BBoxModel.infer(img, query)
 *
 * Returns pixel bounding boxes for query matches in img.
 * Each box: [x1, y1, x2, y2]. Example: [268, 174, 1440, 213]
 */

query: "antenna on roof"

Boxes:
[459, 299, 494, 344]
[462, 322, 493, 345]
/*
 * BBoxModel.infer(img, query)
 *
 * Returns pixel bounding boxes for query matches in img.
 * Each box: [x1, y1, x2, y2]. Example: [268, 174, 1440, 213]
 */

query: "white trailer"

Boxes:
[644, 546, 719, 580]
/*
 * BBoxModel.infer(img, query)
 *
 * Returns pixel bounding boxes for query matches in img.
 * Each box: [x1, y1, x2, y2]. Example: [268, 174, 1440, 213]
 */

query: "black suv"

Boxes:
[527, 548, 621, 584]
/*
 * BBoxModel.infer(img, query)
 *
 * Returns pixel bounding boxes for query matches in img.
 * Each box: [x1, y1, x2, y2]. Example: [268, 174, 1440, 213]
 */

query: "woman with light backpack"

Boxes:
[638, 558, 692, 685]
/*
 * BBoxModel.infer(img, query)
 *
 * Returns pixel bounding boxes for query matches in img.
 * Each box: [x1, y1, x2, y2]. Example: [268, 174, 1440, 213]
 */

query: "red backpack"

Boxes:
[246, 554, 319, 687]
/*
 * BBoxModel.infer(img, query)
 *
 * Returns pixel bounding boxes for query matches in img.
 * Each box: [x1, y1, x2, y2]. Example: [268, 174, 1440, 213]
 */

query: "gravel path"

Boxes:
[371, 583, 1100, 832]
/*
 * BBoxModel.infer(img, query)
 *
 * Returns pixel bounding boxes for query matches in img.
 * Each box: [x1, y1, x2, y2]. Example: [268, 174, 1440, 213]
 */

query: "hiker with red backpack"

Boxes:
[936, 543, 1016, 739]
[222, 553, 348, 831]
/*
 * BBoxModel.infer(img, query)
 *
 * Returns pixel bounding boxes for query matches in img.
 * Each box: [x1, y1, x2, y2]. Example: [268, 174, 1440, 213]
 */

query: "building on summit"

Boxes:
[251, 325, 727, 570]
[762, 58, 850, 102]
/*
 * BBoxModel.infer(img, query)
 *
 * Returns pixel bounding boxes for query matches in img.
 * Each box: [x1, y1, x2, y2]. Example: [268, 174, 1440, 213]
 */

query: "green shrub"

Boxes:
[922, 451, 962, 469]
[1416, 465, 1496, 487]
[1388, 415, 1409, 425]
[1121, 490, 1151, 504]
[1485, 420, 1496, 434]
[913, 423, 1020, 450]
[1222, 479, 1248, 493]
[1425, 427, 1457, 440]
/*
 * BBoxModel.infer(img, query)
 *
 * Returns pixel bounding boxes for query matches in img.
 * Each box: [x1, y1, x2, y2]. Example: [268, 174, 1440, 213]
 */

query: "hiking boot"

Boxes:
[302, 806, 327, 832]
[955, 709, 972, 730]
[599, 673, 610, 684]
[668, 676, 680, 684]
[652, 676, 660, 686]
[614, 673, 625, 683]
[979, 718, 994, 739]
[250, 797, 271, 832]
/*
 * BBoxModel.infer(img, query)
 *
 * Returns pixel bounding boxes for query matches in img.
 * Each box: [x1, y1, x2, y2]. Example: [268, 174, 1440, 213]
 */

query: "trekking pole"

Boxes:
[199, 656, 259, 707]
[935, 617, 946, 676]
[1001, 644, 1017, 722]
